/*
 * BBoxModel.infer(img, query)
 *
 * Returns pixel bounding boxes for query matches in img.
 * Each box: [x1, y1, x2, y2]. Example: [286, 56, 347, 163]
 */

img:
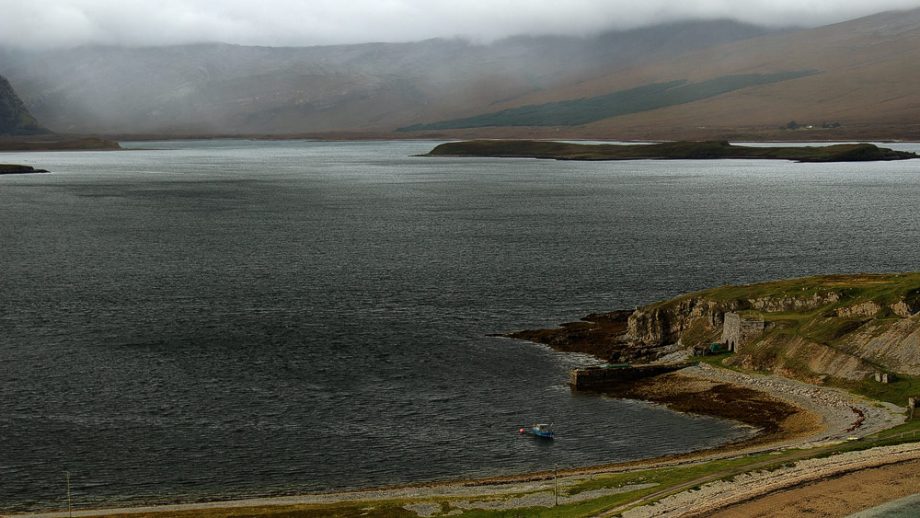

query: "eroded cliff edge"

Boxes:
[510, 273, 920, 400]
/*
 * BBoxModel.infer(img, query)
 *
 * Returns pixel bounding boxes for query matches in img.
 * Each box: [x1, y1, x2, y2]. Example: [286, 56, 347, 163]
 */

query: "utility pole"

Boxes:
[554, 464, 558, 507]
[64, 471, 72, 517]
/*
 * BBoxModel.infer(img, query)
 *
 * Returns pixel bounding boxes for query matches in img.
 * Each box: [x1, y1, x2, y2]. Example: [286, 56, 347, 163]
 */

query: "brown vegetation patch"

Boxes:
[610, 373, 821, 443]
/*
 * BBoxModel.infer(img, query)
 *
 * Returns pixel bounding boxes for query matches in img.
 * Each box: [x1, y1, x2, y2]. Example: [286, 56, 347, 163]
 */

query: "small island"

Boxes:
[0, 136, 121, 152]
[427, 139, 919, 162]
[0, 164, 50, 174]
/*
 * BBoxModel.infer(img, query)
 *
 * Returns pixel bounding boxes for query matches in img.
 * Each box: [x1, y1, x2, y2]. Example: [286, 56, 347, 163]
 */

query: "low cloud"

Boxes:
[3, 0, 920, 49]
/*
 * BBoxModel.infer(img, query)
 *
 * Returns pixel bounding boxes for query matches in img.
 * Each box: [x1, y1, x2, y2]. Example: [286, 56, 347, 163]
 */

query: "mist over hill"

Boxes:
[0, 20, 772, 135]
[3, 8, 920, 139]
[469, 6, 920, 140]
[0, 74, 47, 135]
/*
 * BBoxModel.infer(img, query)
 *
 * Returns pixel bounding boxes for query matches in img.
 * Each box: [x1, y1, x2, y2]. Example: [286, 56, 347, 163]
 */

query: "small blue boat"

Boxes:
[520, 423, 555, 439]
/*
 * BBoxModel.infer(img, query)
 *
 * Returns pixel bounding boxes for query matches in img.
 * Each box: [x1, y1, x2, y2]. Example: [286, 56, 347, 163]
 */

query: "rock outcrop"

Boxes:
[624, 276, 920, 382]
[511, 273, 920, 385]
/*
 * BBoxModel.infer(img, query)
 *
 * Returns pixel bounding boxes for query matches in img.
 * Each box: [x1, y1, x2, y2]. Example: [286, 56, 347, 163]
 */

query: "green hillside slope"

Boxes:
[402, 71, 815, 131]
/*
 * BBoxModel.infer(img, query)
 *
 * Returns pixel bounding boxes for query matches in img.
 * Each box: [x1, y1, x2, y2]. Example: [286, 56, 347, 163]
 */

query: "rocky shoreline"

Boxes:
[15, 354, 905, 516]
[565, 362, 904, 464]
[15, 367, 907, 517]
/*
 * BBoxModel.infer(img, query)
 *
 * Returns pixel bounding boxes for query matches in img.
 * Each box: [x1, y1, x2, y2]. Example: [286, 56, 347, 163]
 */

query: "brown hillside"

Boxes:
[428, 8, 920, 140]
[0, 21, 772, 135]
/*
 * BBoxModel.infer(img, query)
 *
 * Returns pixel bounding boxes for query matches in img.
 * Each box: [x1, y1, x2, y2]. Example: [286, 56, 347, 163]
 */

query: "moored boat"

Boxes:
[519, 423, 555, 439]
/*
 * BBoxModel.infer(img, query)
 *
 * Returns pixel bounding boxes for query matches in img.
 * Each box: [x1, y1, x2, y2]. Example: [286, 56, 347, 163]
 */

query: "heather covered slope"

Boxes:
[578, 8, 920, 138]
[409, 7, 920, 139]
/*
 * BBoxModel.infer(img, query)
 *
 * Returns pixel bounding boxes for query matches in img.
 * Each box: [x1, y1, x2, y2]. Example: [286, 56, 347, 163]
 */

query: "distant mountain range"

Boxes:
[3, 8, 920, 140]
[0, 20, 774, 136]
[0, 73, 120, 150]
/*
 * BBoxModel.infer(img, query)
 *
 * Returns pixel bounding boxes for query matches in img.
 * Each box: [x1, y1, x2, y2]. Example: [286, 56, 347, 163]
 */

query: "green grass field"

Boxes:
[401, 71, 816, 131]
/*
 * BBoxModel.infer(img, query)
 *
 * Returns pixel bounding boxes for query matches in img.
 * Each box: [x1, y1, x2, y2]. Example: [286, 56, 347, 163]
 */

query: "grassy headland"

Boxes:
[512, 273, 920, 405]
[427, 139, 918, 162]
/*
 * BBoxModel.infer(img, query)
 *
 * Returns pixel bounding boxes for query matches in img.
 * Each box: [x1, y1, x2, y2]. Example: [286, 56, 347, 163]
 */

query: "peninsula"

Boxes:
[0, 164, 50, 174]
[512, 273, 920, 394]
[0, 136, 121, 152]
[427, 140, 919, 162]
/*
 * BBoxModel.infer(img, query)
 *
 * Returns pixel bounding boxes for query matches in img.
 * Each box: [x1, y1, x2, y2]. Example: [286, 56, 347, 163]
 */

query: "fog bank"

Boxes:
[2, 0, 920, 49]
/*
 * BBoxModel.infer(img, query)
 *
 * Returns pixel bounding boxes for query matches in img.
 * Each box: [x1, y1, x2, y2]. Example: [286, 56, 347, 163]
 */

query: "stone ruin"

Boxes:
[875, 371, 894, 384]
[720, 312, 767, 353]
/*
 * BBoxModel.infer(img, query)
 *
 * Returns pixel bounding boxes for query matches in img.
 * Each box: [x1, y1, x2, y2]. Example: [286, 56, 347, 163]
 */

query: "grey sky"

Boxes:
[3, 0, 920, 49]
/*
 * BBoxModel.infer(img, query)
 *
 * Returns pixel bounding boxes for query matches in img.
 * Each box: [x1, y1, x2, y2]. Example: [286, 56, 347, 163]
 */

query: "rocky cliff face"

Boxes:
[511, 274, 920, 385]
[0, 74, 46, 135]
[624, 291, 842, 349]
[622, 275, 920, 383]
[627, 298, 736, 348]
[839, 316, 920, 376]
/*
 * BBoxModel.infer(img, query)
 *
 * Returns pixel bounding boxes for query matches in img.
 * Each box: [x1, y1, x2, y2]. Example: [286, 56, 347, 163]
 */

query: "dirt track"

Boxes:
[619, 443, 920, 518]
[705, 458, 920, 518]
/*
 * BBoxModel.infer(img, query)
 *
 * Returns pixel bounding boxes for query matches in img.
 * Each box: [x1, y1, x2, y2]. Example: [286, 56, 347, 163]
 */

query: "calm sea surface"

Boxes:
[2, 140, 920, 511]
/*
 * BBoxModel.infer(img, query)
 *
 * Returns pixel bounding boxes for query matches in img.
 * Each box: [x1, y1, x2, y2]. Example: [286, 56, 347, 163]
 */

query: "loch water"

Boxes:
[2, 140, 920, 511]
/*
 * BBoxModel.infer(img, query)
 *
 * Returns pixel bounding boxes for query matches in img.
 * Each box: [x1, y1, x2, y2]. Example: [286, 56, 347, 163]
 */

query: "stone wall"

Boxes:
[569, 364, 689, 391]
